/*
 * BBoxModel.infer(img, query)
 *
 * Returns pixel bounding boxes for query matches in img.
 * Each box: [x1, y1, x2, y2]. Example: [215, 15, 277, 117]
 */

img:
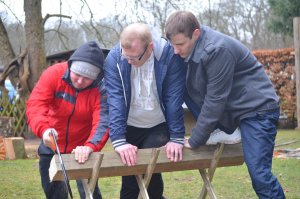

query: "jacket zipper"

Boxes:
[117, 63, 127, 107]
[64, 91, 78, 153]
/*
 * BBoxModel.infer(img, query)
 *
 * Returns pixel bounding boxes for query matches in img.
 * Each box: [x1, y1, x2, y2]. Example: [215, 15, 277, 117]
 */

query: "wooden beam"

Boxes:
[141, 148, 160, 188]
[199, 170, 217, 199]
[135, 175, 149, 199]
[137, 148, 160, 199]
[88, 152, 104, 193]
[49, 143, 244, 181]
[199, 143, 224, 198]
[293, 17, 300, 129]
[81, 179, 93, 199]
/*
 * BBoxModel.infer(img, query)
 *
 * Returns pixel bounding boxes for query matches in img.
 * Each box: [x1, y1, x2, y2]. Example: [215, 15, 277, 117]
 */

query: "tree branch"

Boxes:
[43, 14, 72, 26]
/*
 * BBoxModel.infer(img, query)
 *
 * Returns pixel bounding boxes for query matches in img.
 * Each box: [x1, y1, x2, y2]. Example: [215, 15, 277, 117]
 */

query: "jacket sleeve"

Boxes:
[163, 53, 186, 144]
[104, 46, 129, 148]
[26, 66, 59, 138]
[189, 48, 235, 148]
[84, 80, 110, 152]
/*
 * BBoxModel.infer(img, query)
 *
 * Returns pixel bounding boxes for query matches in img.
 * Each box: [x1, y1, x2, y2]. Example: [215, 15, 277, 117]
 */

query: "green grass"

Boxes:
[0, 130, 299, 199]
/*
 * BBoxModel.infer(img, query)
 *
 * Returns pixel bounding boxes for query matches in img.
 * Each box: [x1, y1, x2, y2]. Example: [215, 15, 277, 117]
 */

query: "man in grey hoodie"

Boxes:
[104, 23, 186, 199]
[165, 11, 285, 199]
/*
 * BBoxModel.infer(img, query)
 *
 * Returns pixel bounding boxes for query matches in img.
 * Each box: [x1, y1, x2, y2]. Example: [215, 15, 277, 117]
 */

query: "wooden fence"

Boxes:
[0, 96, 28, 137]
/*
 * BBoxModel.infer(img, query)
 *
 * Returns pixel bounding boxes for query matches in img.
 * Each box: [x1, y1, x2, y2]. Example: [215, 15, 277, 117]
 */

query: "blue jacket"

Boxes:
[185, 26, 279, 148]
[104, 37, 186, 148]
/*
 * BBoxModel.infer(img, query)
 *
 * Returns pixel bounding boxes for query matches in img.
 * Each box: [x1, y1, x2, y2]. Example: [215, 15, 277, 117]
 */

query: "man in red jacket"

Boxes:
[26, 41, 109, 199]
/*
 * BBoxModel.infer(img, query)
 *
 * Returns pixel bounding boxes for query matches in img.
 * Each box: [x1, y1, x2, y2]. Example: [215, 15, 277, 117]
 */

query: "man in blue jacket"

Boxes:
[165, 11, 285, 199]
[104, 23, 186, 199]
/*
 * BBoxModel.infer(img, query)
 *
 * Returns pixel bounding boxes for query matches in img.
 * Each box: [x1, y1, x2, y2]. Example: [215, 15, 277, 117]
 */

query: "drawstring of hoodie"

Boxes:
[137, 61, 153, 97]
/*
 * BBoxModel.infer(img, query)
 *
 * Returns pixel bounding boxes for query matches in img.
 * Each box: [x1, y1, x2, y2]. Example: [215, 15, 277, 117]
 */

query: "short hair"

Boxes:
[120, 23, 152, 49]
[165, 11, 200, 40]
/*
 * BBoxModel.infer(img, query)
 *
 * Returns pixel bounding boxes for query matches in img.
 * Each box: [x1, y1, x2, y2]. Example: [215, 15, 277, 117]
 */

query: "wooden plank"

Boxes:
[49, 143, 244, 181]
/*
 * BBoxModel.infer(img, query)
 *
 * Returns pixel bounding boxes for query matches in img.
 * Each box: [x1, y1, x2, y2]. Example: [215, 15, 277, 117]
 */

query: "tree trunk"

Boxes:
[0, 19, 15, 65]
[0, 18, 18, 87]
[24, 0, 46, 93]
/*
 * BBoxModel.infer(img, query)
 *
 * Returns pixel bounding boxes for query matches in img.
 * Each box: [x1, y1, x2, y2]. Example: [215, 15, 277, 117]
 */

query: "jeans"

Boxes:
[39, 152, 102, 199]
[120, 122, 169, 199]
[240, 108, 285, 199]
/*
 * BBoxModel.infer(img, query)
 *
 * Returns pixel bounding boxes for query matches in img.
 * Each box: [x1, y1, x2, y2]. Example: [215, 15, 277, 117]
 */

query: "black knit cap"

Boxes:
[68, 41, 104, 70]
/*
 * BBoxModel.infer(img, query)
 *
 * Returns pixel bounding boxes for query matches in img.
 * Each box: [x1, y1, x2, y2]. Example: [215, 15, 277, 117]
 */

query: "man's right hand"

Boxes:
[42, 128, 58, 150]
[184, 138, 192, 149]
[115, 144, 138, 166]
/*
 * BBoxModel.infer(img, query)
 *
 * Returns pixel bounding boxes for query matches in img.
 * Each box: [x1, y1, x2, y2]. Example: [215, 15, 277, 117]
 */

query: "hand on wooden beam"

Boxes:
[115, 143, 138, 166]
[184, 138, 192, 149]
[164, 141, 183, 162]
[72, 146, 93, 164]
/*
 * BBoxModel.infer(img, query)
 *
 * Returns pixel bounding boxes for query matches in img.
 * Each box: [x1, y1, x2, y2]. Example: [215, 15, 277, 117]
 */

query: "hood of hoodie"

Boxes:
[68, 41, 104, 71]
[64, 41, 104, 89]
[151, 30, 167, 61]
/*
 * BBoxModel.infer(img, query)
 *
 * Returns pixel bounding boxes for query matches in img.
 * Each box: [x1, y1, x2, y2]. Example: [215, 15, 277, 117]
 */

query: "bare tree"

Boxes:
[0, 0, 294, 95]
[23, 0, 46, 94]
[0, 0, 45, 97]
[0, 0, 81, 97]
[0, 17, 17, 93]
[197, 0, 292, 49]
[134, 0, 185, 34]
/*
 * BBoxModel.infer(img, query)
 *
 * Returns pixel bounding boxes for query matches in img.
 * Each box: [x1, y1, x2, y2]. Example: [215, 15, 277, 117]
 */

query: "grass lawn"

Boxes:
[0, 130, 299, 199]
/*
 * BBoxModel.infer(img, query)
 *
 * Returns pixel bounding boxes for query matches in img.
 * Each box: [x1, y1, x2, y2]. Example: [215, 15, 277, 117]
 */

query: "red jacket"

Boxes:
[26, 63, 109, 153]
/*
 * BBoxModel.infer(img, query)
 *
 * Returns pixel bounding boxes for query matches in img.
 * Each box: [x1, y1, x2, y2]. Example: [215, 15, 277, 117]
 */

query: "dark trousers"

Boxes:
[240, 109, 285, 199]
[38, 145, 102, 199]
[120, 122, 169, 199]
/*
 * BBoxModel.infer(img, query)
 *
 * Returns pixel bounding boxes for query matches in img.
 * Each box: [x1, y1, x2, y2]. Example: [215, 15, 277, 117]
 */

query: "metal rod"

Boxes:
[51, 130, 73, 199]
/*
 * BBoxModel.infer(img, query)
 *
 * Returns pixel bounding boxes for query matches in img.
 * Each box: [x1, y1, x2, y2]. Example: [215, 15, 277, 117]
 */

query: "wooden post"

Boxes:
[89, 153, 104, 193]
[81, 179, 93, 199]
[3, 137, 26, 159]
[137, 148, 160, 199]
[199, 143, 224, 199]
[294, 17, 300, 130]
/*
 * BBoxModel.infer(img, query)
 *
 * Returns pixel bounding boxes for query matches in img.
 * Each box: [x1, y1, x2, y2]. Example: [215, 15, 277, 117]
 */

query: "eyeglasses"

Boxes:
[121, 45, 148, 62]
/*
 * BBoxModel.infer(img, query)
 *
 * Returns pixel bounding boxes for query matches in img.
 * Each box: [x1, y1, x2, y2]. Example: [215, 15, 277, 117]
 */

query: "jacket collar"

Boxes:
[185, 26, 207, 64]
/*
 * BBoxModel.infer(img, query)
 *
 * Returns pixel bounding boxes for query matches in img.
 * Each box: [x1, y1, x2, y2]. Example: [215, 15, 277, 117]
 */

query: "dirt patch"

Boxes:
[274, 148, 300, 159]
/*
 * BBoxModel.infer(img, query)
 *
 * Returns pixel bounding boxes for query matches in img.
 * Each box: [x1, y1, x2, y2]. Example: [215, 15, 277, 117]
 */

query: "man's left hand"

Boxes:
[72, 146, 93, 164]
[164, 142, 183, 162]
